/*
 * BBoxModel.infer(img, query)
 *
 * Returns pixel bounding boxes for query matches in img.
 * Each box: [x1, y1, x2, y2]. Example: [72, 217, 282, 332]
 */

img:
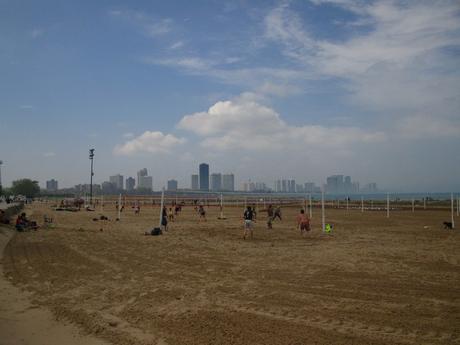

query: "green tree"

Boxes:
[10, 179, 40, 198]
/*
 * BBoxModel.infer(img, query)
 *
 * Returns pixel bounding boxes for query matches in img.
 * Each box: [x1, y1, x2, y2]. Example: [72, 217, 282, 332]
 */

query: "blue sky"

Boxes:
[1, 0, 459, 192]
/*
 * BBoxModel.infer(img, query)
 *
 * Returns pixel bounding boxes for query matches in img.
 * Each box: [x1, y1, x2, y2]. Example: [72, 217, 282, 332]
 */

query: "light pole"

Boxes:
[89, 149, 95, 206]
[0, 160, 3, 196]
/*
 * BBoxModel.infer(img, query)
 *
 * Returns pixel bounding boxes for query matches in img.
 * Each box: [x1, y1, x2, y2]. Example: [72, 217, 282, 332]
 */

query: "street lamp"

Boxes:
[89, 149, 95, 206]
[0, 160, 3, 196]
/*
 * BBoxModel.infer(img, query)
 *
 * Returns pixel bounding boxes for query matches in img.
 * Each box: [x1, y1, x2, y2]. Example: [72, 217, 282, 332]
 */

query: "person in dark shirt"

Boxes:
[243, 206, 255, 240]
[161, 206, 168, 231]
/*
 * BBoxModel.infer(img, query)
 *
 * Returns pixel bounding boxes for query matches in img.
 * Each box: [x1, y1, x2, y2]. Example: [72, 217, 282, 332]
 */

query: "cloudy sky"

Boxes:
[1, 0, 459, 192]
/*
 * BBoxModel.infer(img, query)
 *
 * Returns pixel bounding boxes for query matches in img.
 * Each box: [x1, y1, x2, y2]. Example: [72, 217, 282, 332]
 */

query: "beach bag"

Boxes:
[151, 227, 162, 236]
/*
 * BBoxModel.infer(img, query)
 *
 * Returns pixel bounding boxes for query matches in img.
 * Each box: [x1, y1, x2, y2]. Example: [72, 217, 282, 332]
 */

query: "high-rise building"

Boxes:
[137, 168, 152, 191]
[304, 182, 315, 193]
[289, 179, 296, 193]
[199, 163, 209, 191]
[126, 177, 135, 191]
[362, 183, 378, 193]
[282, 180, 287, 192]
[46, 179, 58, 192]
[191, 174, 199, 190]
[222, 173, 235, 191]
[326, 175, 344, 193]
[167, 179, 178, 191]
[101, 181, 117, 194]
[275, 180, 281, 192]
[110, 174, 124, 190]
[210, 173, 222, 191]
[138, 176, 153, 191]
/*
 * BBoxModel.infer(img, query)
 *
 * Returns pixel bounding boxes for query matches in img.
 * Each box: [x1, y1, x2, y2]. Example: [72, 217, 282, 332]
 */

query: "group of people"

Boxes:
[242, 205, 311, 240]
[15, 212, 39, 231]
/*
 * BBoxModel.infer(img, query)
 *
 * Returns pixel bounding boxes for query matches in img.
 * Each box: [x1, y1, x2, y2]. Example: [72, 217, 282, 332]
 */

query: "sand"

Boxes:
[0, 225, 109, 345]
[1, 202, 459, 345]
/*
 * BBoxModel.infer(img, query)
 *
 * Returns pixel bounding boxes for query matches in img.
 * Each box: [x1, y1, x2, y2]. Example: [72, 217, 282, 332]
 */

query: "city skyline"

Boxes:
[37, 161, 383, 195]
[0, 1, 459, 193]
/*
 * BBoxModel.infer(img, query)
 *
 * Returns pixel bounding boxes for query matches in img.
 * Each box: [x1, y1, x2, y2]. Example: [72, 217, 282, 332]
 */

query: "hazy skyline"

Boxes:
[1, 0, 459, 192]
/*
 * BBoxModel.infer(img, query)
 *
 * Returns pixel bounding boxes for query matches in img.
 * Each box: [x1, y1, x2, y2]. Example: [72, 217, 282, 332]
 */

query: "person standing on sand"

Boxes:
[273, 206, 282, 221]
[161, 206, 168, 231]
[243, 206, 255, 240]
[265, 204, 275, 229]
[296, 209, 311, 236]
[198, 205, 206, 222]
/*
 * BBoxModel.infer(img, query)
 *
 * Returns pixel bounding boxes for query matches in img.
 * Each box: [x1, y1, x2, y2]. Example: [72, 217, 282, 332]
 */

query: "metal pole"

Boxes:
[321, 189, 325, 232]
[423, 197, 426, 210]
[220, 193, 224, 219]
[159, 189, 165, 228]
[361, 196, 364, 212]
[309, 194, 312, 219]
[386, 193, 390, 218]
[451, 193, 455, 229]
[457, 197, 459, 217]
[346, 197, 349, 213]
[117, 193, 121, 220]
[0, 160, 3, 196]
[89, 149, 94, 206]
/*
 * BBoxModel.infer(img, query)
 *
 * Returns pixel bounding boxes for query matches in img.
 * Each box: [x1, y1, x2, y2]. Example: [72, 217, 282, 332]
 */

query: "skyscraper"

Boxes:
[191, 174, 199, 190]
[109, 174, 124, 190]
[46, 179, 58, 191]
[126, 177, 135, 191]
[210, 173, 222, 191]
[275, 180, 281, 192]
[282, 180, 287, 192]
[222, 173, 235, 191]
[326, 175, 344, 193]
[167, 179, 178, 191]
[199, 163, 209, 191]
[137, 168, 152, 191]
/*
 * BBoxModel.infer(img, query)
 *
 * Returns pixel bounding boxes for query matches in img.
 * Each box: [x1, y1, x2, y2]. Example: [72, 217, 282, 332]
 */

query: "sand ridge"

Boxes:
[2, 202, 460, 345]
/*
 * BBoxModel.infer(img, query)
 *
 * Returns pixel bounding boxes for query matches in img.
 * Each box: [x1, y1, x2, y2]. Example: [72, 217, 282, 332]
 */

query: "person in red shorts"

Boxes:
[296, 209, 311, 236]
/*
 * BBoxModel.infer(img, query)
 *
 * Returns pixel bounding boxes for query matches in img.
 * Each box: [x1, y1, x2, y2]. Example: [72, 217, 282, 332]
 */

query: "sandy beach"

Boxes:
[1, 202, 459, 345]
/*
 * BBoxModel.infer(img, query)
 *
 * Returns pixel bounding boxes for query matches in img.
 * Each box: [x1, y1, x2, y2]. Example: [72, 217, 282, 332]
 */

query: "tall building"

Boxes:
[326, 175, 344, 193]
[167, 179, 178, 191]
[362, 183, 378, 193]
[137, 168, 152, 191]
[199, 163, 209, 191]
[191, 174, 199, 190]
[282, 180, 287, 192]
[126, 177, 135, 192]
[46, 179, 58, 192]
[289, 179, 296, 193]
[304, 182, 315, 193]
[222, 173, 235, 191]
[101, 181, 117, 194]
[275, 180, 281, 192]
[110, 174, 124, 190]
[210, 173, 222, 191]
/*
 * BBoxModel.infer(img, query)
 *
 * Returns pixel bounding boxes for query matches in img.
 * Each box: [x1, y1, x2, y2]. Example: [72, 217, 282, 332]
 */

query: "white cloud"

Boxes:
[43, 152, 56, 157]
[19, 105, 34, 110]
[113, 131, 186, 155]
[30, 28, 44, 38]
[398, 114, 460, 139]
[264, 1, 460, 137]
[122, 132, 134, 138]
[109, 10, 173, 37]
[170, 41, 184, 49]
[178, 98, 385, 151]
